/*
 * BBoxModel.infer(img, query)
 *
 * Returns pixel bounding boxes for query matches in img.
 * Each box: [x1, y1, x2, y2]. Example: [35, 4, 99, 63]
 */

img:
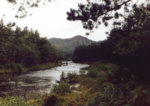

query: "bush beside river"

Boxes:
[44, 62, 150, 106]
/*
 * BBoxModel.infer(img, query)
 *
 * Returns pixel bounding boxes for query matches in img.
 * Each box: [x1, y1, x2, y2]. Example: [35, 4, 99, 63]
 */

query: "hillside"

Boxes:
[49, 35, 95, 59]
[49, 35, 95, 51]
[49, 35, 94, 51]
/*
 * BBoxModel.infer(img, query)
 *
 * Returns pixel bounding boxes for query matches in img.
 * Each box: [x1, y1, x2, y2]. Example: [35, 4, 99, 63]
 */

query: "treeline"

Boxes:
[73, 5, 150, 82]
[0, 21, 61, 71]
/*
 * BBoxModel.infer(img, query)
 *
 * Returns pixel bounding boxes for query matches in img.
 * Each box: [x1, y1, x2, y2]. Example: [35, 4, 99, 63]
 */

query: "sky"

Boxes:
[0, 0, 113, 41]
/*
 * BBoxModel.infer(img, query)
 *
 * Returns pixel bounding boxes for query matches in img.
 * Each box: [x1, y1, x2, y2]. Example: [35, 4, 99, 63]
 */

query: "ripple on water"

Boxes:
[0, 61, 89, 96]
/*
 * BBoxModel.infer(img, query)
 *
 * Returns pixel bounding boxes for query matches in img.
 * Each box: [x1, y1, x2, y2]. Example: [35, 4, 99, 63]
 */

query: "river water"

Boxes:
[0, 61, 89, 96]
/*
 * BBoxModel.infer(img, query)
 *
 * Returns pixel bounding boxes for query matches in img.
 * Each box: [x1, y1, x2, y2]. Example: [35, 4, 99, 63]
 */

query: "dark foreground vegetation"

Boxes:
[44, 62, 150, 106]
[0, 21, 61, 74]
[73, 4, 150, 83]
[1, 62, 150, 106]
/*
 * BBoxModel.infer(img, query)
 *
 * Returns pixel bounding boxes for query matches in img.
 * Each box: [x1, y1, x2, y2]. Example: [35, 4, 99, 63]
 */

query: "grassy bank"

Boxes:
[0, 62, 62, 90]
[0, 94, 47, 106]
[1, 62, 150, 106]
[0, 61, 62, 74]
[44, 62, 150, 106]
[29, 62, 62, 71]
[0, 62, 62, 106]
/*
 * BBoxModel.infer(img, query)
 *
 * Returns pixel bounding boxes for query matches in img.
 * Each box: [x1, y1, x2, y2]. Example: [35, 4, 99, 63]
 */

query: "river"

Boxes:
[0, 61, 89, 97]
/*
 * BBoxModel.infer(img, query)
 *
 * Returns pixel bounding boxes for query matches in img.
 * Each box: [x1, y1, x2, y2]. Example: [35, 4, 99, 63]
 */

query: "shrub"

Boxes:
[9, 63, 24, 74]
[87, 69, 99, 78]
[17, 64, 24, 74]
[43, 95, 58, 106]
[0, 96, 29, 106]
[52, 81, 71, 95]
[79, 70, 87, 75]
[81, 77, 96, 88]
[67, 73, 78, 84]
[60, 72, 65, 81]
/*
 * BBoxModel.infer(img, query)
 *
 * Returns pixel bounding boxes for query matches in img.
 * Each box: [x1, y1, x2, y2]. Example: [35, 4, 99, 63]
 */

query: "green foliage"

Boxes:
[81, 77, 96, 88]
[8, 63, 25, 74]
[0, 22, 61, 73]
[60, 71, 65, 81]
[86, 82, 150, 106]
[0, 96, 29, 106]
[87, 69, 99, 78]
[29, 62, 61, 71]
[68, 5, 150, 105]
[67, 72, 78, 84]
[72, 4, 150, 82]
[60, 72, 79, 84]
[0, 94, 47, 106]
[52, 81, 71, 95]
[79, 70, 87, 75]
[85, 63, 150, 106]
[43, 62, 150, 106]
[67, 0, 140, 30]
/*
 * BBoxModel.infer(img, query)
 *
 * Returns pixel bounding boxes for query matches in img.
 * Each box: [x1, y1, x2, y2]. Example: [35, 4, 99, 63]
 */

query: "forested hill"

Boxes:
[49, 35, 95, 51]
[49, 35, 95, 59]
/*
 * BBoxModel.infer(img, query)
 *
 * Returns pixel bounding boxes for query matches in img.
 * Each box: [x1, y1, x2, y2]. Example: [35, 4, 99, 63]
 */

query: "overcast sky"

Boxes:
[0, 0, 113, 41]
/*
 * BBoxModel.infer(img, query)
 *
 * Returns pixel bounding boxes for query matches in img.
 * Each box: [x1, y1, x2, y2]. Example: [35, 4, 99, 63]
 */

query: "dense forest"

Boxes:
[0, 21, 61, 73]
[73, 4, 150, 82]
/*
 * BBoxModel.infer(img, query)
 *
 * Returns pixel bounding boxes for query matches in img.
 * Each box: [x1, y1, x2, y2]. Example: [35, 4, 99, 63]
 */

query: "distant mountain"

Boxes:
[49, 35, 95, 52]
[49, 35, 95, 59]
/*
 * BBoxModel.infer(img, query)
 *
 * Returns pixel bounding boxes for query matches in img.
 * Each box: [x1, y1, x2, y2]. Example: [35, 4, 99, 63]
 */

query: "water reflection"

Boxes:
[0, 61, 89, 96]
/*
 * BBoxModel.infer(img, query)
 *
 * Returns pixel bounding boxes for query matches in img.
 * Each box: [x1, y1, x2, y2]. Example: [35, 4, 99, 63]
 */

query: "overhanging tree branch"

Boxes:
[67, 0, 145, 31]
